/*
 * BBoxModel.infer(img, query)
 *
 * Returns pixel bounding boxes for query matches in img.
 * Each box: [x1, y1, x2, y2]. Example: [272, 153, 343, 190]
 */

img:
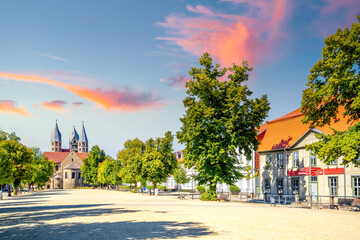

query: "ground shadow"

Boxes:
[0, 220, 214, 240]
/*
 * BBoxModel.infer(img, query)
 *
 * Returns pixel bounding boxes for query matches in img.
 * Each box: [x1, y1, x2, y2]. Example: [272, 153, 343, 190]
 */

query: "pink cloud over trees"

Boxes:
[0, 100, 31, 116]
[0, 72, 166, 112]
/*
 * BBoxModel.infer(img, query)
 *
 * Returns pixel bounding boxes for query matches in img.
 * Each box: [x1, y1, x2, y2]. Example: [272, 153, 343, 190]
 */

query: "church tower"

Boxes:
[78, 121, 88, 153]
[69, 126, 79, 152]
[51, 120, 62, 152]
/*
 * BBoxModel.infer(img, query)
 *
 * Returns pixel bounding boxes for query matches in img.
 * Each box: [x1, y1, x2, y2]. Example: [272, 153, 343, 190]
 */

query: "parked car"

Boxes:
[2, 185, 14, 192]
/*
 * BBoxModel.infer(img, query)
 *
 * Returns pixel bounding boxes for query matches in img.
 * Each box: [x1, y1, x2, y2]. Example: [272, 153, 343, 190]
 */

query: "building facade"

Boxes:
[258, 108, 360, 201]
[44, 121, 89, 189]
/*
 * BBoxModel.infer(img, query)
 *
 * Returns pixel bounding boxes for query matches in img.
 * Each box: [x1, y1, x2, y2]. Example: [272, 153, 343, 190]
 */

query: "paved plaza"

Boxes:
[0, 189, 359, 239]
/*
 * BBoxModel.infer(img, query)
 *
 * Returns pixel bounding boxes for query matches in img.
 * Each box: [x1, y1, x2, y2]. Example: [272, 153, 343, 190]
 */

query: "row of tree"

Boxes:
[0, 129, 54, 198]
[81, 131, 180, 192]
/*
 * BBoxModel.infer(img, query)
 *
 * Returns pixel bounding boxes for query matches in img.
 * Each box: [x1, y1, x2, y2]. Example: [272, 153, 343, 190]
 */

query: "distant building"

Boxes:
[44, 121, 89, 189]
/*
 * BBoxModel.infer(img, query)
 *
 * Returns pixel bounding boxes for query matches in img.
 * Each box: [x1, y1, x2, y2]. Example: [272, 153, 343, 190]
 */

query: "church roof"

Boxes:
[63, 161, 81, 170]
[51, 121, 62, 142]
[79, 122, 88, 143]
[69, 126, 79, 142]
[44, 151, 89, 163]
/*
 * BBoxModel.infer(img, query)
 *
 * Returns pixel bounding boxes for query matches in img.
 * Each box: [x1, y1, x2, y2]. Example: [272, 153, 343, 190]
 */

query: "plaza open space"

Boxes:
[0, 189, 359, 240]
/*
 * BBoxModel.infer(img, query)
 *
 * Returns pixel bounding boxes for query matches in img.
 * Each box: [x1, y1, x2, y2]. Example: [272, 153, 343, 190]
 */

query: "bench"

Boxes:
[217, 193, 230, 202]
[331, 198, 360, 211]
[177, 193, 185, 199]
[352, 198, 360, 211]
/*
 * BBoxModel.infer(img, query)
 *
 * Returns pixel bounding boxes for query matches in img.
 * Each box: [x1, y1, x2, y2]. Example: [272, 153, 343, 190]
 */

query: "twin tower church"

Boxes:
[44, 121, 89, 189]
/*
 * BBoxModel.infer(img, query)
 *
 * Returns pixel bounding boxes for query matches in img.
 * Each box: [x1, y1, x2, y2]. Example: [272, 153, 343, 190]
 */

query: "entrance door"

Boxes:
[310, 176, 318, 202]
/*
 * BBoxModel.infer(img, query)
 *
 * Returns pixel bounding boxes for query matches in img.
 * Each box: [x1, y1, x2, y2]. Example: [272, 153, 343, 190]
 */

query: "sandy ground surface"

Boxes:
[0, 189, 359, 240]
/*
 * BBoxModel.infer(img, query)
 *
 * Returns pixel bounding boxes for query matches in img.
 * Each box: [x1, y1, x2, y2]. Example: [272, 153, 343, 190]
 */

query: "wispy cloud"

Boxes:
[157, 0, 289, 67]
[28, 51, 69, 63]
[168, 75, 190, 89]
[72, 102, 84, 107]
[41, 100, 67, 113]
[0, 72, 166, 112]
[0, 100, 31, 116]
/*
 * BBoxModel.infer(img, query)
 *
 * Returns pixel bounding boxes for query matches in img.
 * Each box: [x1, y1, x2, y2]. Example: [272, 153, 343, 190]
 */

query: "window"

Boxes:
[292, 178, 299, 194]
[72, 172, 75, 179]
[55, 165, 59, 171]
[277, 153, 283, 168]
[310, 152, 317, 166]
[353, 177, 360, 197]
[293, 151, 299, 168]
[277, 179, 283, 195]
[329, 177, 338, 196]
[265, 179, 271, 193]
[266, 155, 271, 169]
[65, 172, 68, 179]
[78, 172, 81, 179]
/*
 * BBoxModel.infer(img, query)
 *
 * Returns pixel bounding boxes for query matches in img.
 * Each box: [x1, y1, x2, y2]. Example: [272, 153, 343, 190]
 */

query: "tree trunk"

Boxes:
[92, 182, 95, 189]
[153, 182, 157, 191]
[134, 182, 138, 192]
[7, 184, 11, 197]
[0, 184, 2, 200]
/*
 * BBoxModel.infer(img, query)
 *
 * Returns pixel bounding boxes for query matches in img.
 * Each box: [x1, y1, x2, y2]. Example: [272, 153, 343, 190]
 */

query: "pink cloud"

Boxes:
[0, 100, 31, 116]
[159, 78, 166, 82]
[157, 1, 289, 67]
[0, 72, 166, 112]
[41, 100, 67, 113]
[168, 75, 190, 89]
[72, 102, 84, 107]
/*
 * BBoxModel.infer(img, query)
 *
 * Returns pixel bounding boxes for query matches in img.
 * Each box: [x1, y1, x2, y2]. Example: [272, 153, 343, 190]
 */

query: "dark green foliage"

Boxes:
[301, 16, 360, 166]
[28, 147, 55, 189]
[200, 189, 217, 201]
[177, 53, 270, 191]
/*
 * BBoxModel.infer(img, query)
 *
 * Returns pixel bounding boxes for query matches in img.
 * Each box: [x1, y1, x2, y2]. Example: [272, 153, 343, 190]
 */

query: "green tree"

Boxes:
[0, 129, 21, 142]
[301, 16, 360, 166]
[98, 156, 120, 188]
[177, 53, 270, 192]
[27, 147, 54, 191]
[0, 140, 33, 196]
[0, 147, 12, 199]
[117, 138, 145, 189]
[81, 145, 106, 188]
[142, 131, 177, 191]
[173, 163, 190, 190]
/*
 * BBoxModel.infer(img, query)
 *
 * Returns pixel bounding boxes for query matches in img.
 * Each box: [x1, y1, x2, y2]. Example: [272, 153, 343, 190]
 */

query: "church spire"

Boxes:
[78, 121, 88, 153]
[51, 120, 62, 152]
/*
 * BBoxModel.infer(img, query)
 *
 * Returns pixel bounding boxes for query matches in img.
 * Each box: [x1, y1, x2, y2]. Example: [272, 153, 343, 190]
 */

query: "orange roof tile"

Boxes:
[44, 152, 69, 163]
[76, 152, 89, 159]
[258, 107, 356, 152]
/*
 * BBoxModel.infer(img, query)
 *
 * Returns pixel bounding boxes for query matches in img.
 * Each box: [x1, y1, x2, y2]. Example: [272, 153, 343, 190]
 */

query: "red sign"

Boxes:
[288, 167, 342, 176]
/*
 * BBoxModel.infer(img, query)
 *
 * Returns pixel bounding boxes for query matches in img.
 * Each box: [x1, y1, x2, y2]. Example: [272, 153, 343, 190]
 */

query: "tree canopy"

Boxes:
[301, 16, 360, 166]
[142, 131, 177, 189]
[81, 145, 106, 187]
[177, 52, 270, 191]
[173, 163, 190, 186]
[27, 147, 54, 189]
[98, 156, 121, 186]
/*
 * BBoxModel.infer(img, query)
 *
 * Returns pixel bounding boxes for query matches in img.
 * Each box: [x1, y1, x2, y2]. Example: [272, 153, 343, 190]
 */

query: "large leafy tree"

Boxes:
[301, 16, 360, 166]
[0, 140, 33, 196]
[0, 147, 12, 199]
[98, 156, 121, 187]
[81, 145, 106, 188]
[142, 131, 177, 191]
[177, 53, 270, 192]
[173, 163, 190, 189]
[117, 138, 145, 189]
[27, 147, 54, 190]
[0, 129, 21, 142]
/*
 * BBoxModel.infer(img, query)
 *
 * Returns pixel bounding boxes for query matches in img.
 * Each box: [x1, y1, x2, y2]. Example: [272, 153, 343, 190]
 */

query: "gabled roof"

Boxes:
[63, 161, 81, 170]
[258, 107, 355, 152]
[44, 151, 89, 163]
[79, 121, 88, 143]
[51, 121, 62, 142]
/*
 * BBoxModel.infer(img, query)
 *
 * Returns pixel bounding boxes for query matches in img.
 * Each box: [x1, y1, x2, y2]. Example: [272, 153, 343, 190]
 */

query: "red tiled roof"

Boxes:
[258, 107, 356, 152]
[44, 152, 69, 163]
[76, 152, 89, 159]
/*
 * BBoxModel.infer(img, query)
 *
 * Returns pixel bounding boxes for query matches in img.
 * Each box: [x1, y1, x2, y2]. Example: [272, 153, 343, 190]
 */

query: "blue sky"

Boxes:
[0, 0, 359, 157]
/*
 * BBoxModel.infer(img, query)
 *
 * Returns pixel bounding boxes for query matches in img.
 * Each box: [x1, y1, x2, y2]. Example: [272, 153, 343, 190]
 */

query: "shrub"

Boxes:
[229, 185, 240, 195]
[200, 189, 217, 201]
[157, 186, 167, 191]
[196, 185, 205, 193]
[131, 189, 137, 193]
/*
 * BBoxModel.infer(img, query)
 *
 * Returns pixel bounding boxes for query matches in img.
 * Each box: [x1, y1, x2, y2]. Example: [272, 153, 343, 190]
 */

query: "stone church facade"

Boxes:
[44, 121, 89, 189]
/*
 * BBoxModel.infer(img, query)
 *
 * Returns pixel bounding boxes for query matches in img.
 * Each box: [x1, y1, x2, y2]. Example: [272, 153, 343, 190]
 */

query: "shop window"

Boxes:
[292, 178, 299, 194]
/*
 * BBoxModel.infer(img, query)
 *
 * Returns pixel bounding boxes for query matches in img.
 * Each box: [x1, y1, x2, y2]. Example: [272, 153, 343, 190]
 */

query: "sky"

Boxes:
[0, 0, 359, 157]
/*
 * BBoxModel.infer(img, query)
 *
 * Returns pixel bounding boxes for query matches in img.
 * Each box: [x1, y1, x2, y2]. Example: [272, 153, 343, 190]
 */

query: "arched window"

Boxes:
[72, 172, 75, 179]
[78, 172, 81, 179]
[65, 172, 68, 179]
[55, 165, 59, 171]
